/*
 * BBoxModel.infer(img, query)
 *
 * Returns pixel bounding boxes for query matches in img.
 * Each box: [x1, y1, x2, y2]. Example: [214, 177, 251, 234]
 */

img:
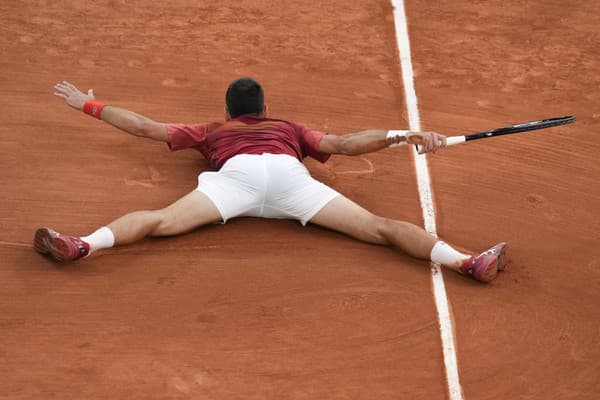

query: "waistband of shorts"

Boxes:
[222, 153, 301, 167]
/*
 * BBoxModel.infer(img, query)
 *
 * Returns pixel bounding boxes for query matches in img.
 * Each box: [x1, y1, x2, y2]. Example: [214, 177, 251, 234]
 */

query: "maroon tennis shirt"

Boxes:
[166, 115, 331, 170]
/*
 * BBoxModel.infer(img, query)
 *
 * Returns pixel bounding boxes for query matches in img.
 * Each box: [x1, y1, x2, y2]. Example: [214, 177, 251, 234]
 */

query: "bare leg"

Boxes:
[108, 190, 222, 245]
[310, 195, 463, 272]
[34, 191, 223, 262]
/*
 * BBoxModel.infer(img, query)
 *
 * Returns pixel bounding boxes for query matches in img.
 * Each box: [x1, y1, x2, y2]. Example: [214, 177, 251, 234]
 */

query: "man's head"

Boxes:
[225, 77, 266, 120]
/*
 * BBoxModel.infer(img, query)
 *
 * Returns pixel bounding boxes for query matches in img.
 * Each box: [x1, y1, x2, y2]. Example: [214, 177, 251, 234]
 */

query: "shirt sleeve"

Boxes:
[297, 125, 331, 163]
[166, 123, 209, 151]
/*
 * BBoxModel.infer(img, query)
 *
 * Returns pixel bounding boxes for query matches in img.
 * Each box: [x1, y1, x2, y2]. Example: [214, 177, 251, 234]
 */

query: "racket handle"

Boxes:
[446, 136, 466, 146]
[390, 135, 466, 150]
[413, 135, 466, 153]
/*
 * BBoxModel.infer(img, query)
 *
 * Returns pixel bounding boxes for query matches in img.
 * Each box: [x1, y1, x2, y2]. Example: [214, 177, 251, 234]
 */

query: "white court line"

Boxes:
[390, 1, 463, 399]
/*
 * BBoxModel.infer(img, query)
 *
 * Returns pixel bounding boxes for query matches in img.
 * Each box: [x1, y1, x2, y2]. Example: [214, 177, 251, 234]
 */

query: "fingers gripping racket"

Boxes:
[399, 116, 576, 152]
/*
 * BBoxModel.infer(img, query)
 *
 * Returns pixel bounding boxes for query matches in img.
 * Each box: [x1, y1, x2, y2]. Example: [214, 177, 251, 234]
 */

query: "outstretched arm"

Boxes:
[318, 129, 446, 156]
[53, 81, 168, 143]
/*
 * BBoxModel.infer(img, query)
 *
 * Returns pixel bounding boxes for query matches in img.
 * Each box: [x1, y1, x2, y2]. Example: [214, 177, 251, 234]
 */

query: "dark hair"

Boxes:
[225, 77, 264, 118]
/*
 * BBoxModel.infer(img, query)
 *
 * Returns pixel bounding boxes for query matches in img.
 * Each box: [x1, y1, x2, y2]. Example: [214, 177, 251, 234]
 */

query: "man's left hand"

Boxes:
[407, 131, 447, 154]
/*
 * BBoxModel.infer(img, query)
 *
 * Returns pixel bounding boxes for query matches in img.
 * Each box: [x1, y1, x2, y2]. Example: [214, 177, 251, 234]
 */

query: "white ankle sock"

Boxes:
[81, 227, 115, 253]
[430, 241, 470, 267]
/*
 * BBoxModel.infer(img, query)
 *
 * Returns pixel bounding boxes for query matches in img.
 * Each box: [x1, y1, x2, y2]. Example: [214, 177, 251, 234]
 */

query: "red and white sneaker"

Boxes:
[460, 242, 507, 283]
[34, 227, 90, 262]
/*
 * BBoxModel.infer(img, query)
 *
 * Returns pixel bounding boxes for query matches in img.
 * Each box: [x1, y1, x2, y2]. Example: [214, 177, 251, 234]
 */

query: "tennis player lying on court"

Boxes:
[35, 78, 506, 282]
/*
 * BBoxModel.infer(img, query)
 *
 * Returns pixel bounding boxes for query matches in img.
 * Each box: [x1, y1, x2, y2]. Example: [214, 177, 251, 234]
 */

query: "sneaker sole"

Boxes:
[34, 228, 70, 262]
[34, 228, 53, 255]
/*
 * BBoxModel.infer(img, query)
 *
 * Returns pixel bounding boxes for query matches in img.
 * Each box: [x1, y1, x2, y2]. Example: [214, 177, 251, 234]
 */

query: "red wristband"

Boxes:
[82, 100, 106, 119]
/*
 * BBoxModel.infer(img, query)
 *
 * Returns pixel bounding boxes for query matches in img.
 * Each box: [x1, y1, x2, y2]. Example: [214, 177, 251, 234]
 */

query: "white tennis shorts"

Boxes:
[196, 153, 340, 225]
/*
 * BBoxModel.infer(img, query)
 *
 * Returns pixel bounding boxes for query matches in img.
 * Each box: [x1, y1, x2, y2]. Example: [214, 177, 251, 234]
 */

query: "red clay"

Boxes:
[1, 0, 598, 399]
[408, 0, 600, 398]
[1, 1, 445, 399]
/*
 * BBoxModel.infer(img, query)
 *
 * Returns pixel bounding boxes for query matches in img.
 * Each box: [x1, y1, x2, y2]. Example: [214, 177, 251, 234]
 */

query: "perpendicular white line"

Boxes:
[390, 1, 464, 399]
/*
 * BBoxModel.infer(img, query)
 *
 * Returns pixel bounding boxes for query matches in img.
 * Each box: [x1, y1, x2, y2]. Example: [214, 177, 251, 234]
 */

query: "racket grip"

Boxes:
[391, 135, 466, 150]
[446, 136, 466, 146]
[414, 136, 466, 154]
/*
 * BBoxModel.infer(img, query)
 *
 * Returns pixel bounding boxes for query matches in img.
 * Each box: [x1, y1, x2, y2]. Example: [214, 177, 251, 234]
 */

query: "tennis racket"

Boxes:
[396, 116, 576, 152]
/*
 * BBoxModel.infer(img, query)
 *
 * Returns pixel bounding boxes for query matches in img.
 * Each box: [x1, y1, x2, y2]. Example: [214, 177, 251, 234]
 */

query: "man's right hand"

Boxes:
[53, 81, 95, 110]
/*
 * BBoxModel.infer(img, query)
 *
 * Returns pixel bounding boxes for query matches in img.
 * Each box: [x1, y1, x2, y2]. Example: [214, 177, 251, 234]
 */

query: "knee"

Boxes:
[360, 215, 392, 245]
[148, 209, 171, 237]
[373, 217, 397, 245]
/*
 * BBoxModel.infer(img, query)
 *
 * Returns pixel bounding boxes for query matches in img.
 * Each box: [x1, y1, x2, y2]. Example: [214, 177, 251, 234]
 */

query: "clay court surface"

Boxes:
[1, 0, 599, 398]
